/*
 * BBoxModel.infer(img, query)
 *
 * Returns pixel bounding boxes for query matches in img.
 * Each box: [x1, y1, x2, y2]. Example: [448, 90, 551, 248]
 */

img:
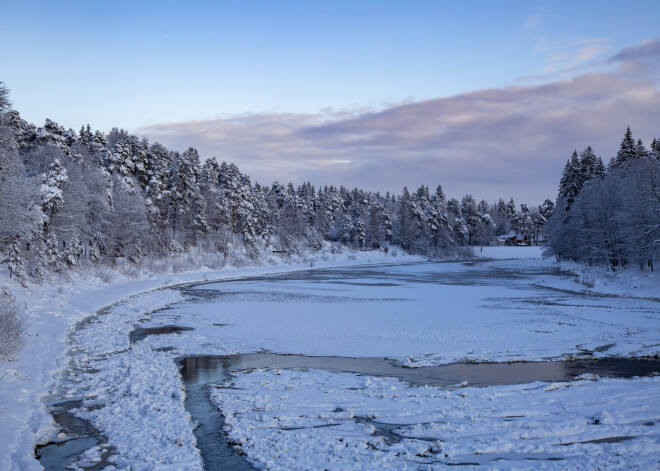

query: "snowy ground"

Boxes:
[0, 248, 415, 470]
[212, 368, 660, 470]
[1, 246, 659, 470]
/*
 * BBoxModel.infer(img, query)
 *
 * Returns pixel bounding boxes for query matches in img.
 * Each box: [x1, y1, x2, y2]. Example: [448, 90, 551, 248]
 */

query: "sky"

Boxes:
[2, 0, 660, 204]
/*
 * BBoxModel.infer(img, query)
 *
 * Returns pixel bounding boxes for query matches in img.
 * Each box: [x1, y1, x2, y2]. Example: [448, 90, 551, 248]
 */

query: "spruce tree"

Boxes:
[613, 127, 637, 166]
[558, 151, 583, 209]
[41, 158, 68, 222]
[651, 138, 660, 160]
[63, 234, 83, 267]
[579, 146, 598, 181]
[635, 139, 649, 159]
[8, 237, 25, 280]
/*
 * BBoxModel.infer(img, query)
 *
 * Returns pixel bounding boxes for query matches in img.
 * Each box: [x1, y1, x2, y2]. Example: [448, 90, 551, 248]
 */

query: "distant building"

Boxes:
[497, 232, 531, 246]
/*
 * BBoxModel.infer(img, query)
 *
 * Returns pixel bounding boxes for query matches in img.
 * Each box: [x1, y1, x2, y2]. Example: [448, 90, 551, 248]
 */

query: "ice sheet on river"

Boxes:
[163, 259, 660, 365]
[212, 368, 660, 470]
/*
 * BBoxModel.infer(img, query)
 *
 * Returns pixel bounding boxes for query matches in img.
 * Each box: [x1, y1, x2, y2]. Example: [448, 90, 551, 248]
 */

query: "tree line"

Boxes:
[545, 127, 660, 271]
[0, 82, 550, 282]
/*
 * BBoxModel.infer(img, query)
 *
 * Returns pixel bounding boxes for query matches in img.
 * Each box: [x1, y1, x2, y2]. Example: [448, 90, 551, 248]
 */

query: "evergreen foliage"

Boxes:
[545, 127, 660, 271]
[0, 88, 551, 279]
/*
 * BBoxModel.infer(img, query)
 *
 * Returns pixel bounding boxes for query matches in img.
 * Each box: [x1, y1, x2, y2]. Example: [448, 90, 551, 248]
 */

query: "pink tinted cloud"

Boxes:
[137, 40, 660, 205]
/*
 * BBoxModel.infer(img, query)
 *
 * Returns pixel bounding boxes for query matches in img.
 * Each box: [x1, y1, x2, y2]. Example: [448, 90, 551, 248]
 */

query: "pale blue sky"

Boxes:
[2, 0, 660, 202]
[2, 0, 656, 130]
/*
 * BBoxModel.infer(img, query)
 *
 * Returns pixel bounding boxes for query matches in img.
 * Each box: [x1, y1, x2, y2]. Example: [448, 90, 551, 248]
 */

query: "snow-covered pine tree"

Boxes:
[579, 146, 599, 181]
[612, 127, 637, 167]
[63, 234, 83, 267]
[650, 138, 660, 160]
[8, 237, 25, 280]
[169, 148, 208, 246]
[340, 213, 353, 245]
[558, 151, 583, 210]
[28, 228, 47, 280]
[90, 231, 106, 263]
[460, 195, 481, 245]
[132, 138, 151, 188]
[635, 139, 649, 160]
[41, 158, 68, 228]
[45, 232, 60, 270]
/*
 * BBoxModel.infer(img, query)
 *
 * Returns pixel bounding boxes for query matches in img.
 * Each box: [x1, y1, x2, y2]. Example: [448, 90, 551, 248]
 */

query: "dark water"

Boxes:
[129, 324, 194, 343]
[180, 358, 257, 471]
[35, 400, 112, 471]
[179, 353, 660, 470]
[181, 353, 660, 389]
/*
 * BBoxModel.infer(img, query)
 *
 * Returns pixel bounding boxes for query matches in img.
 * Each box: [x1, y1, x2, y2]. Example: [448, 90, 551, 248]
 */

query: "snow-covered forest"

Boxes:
[545, 127, 660, 271]
[0, 82, 550, 283]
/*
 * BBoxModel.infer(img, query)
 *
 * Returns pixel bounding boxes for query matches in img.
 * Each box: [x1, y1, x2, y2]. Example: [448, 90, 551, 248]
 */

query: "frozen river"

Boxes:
[39, 258, 660, 470]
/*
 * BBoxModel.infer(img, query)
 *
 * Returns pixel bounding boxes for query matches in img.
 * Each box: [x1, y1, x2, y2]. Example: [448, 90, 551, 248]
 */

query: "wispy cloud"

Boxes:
[136, 40, 660, 205]
[534, 37, 611, 74]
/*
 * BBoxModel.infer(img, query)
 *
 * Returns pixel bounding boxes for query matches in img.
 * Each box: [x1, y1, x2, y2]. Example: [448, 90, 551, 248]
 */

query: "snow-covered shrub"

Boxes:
[0, 288, 26, 360]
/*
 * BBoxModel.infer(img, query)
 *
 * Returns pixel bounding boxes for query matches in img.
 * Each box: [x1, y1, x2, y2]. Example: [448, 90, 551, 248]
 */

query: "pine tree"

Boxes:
[635, 139, 649, 159]
[558, 151, 583, 209]
[453, 217, 469, 246]
[41, 158, 68, 223]
[340, 214, 353, 245]
[45, 232, 60, 269]
[8, 237, 25, 280]
[90, 231, 106, 262]
[28, 229, 47, 280]
[62, 234, 83, 267]
[132, 138, 151, 188]
[460, 195, 480, 245]
[506, 197, 516, 220]
[447, 198, 461, 218]
[169, 148, 208, 246]
[579, 146, 598, 180]
[79, 124, 93, 145]
[594, 157, 606, 179]
[129, 238, 145, 264]
[613, 127, 637, 167]
[650, 138, 660, 160]
[397, 187, 415, 251]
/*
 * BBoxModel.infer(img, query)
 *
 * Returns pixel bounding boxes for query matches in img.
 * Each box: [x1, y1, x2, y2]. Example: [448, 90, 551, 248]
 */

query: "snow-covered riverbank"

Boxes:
[0, 248, 415, 470]
[2, 245, 659, 470]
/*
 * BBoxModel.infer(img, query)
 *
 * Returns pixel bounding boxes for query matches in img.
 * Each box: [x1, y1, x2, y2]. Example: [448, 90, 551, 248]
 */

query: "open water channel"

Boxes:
[37, 260, 660, 470]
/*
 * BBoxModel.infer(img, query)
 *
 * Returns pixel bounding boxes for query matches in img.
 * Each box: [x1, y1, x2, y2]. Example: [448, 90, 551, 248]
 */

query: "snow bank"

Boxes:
[554, 260, 660, 300]
[59, 290, 201, 469]
[473, 245, 544, 260]
[0, 248, 414, 470]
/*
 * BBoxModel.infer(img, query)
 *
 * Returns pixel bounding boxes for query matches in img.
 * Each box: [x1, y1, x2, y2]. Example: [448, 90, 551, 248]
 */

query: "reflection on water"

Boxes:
[129, 325, 194, 343]
[181, 353, 660, 389]
[36, 400, 112, 471]
[181, 360, 256, 471]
